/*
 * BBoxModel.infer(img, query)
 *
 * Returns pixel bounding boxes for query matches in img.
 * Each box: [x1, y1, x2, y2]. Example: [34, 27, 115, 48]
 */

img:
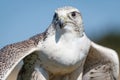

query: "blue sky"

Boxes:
[0, 0, 120, 48]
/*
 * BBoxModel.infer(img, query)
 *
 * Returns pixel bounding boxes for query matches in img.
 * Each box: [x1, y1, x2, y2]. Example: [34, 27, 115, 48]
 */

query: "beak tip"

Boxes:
[58, 19, 64, 29]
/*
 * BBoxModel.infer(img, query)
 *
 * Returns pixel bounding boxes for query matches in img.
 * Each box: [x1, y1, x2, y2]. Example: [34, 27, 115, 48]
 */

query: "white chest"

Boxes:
[38, 33, 90, 74]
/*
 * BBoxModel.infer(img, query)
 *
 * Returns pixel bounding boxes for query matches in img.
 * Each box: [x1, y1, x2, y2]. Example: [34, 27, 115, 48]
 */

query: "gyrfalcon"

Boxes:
[0, 6, 119, 80]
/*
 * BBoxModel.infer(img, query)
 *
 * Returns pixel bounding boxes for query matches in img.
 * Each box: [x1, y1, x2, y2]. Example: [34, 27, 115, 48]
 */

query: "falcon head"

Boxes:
[52, 6, 84, 37]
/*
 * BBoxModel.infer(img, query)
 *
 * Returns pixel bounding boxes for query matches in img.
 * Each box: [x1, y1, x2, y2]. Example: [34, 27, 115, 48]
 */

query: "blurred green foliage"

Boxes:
[97, 34, 120, 57]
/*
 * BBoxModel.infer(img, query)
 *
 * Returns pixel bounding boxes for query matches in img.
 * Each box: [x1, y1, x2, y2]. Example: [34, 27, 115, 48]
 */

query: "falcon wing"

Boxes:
[83, 42, 119, 80]
[0, 33, 45, 80]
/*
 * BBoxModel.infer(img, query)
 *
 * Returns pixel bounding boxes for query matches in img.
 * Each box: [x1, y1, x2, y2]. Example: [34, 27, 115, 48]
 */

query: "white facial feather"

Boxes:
[37, 7, 90, 74]
[1, 6, 119, 80]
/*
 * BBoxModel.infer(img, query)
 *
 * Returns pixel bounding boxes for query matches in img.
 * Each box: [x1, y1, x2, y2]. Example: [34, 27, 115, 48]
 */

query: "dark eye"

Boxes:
[54, 13, 57, 18]
[71, 12, 76, 17]
[53, 13, 58, 20]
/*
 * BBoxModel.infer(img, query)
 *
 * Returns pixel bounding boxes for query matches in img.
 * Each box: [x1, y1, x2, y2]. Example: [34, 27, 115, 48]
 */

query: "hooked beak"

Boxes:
[54, 15, 67, 29]
[58, 19, 64, 29]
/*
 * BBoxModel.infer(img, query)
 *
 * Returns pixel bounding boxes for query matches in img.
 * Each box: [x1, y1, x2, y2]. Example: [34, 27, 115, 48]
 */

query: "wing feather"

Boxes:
[83, 42, 119, 80]
[0, 33, 45, 80]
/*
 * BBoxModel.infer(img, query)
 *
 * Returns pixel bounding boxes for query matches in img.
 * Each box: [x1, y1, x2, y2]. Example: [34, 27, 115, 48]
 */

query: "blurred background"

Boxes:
[0, 0, 120, 79]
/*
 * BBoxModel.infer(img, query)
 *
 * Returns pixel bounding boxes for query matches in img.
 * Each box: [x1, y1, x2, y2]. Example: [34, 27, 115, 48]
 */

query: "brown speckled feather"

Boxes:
[83, 65, 115, 80]
[83, 42, 119, 80]
[0, 6, 119, 80]
[0, 32, 45, 80]
[17, 52, 41, 80]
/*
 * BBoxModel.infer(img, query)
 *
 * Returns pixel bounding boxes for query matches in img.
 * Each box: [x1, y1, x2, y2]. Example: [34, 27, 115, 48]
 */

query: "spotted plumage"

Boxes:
[0, 6, 119, 80]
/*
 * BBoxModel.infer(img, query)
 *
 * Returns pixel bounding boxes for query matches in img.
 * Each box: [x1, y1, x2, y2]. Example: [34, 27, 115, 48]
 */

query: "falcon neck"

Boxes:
[46, 25, 83, 43]
[56, 30, 81, 42]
